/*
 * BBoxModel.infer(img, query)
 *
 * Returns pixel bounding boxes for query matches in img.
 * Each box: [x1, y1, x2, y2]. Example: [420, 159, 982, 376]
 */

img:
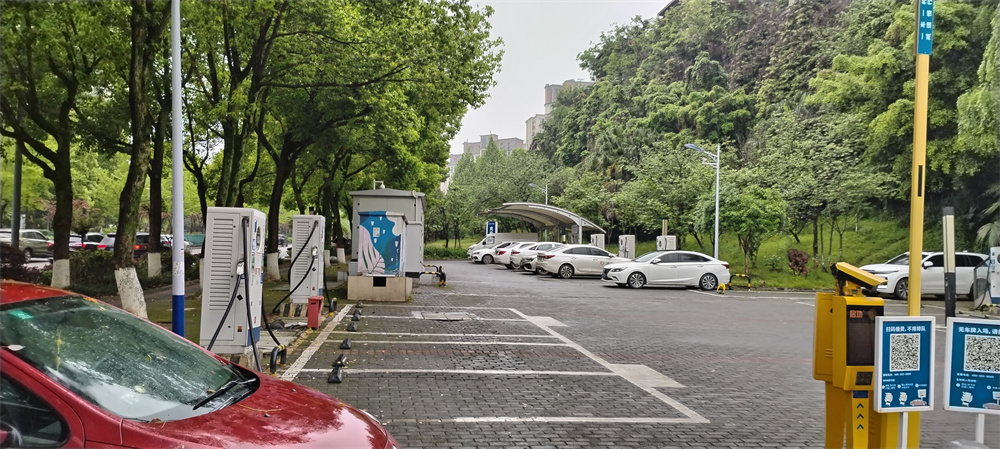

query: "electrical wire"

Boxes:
[270, 220, 319, 314]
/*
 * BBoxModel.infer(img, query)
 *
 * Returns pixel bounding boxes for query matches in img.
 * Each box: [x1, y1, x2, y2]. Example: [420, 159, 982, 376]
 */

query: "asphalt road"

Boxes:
[281, 259, 996, 448]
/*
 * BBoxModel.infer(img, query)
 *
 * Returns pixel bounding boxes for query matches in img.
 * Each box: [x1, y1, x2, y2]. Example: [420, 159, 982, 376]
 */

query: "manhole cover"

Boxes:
[415, 311, 477, 321]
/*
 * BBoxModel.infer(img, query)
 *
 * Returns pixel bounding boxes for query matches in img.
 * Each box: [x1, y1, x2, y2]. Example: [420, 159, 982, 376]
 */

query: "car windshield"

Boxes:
[634, 252, 662, 263]
[886, 254, 913, 265]
[1, 296, 256, 422]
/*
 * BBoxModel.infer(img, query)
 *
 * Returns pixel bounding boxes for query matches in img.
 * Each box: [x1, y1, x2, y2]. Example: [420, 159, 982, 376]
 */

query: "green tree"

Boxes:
[705, 180, 786, 272]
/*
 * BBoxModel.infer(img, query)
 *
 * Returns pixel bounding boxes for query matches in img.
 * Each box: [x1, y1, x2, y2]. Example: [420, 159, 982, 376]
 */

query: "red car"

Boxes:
[0, 281, 399, 448]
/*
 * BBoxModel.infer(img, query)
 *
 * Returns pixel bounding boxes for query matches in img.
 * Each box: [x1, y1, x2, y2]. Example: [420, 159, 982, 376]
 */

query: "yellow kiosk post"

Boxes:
[814, 263, 892, 448]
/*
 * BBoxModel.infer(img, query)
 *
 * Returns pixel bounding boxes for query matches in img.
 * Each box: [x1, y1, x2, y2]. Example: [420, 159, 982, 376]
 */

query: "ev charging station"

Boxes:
[813, 262, 920, 448]
[200, 207, 266, 359]
[589, 234, 605, 250]
[289, 215, 325, 304]
[656, 235, 677, 251]
[618, 235, 635, 259]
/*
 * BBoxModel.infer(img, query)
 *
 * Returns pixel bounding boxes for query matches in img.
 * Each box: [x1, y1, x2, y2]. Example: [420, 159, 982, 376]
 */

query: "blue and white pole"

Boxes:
[170, 0, 186, 336]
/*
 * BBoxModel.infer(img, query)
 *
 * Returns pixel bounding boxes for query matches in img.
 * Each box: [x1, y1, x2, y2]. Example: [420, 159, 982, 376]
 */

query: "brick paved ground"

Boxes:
[278, 260, 997, 448]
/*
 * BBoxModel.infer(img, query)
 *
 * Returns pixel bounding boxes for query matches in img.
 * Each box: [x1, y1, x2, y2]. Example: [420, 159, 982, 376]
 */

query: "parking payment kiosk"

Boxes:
[814, 262, 891, 448]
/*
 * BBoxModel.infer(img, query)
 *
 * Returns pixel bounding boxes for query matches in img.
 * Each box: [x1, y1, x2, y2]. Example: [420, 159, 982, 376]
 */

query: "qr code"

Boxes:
[965, 336, 1000, 373]
[889, 333, 920, 371]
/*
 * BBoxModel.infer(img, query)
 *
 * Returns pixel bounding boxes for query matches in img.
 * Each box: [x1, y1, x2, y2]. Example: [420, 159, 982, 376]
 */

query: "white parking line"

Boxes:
[329, 331, 559, 339]
[299, 368, 615, 376]
[358, 315, 528, 322]
[296, 305, 708, 424]
[280, 305, 352, 381]
[332, 340, 571, 347]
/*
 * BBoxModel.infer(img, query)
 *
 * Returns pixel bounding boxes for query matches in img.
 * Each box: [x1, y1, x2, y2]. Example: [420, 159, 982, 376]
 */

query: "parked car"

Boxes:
[859, 251, 989, 300]
[536, 244, 632, 279]
[83, 232, 107, 250]
[482, 241, 518, 265]
[0, 280, 400, 449]
[134, 233, 151, 258]
[469, 243, 501, 264]
[0, 229, 52, 260]
[97, 235, 116, 252]
[47, 235, 86, 263]
[602, 250, 732, 290]
[511, 242, 563, 270]
[497, 242, 536, 268]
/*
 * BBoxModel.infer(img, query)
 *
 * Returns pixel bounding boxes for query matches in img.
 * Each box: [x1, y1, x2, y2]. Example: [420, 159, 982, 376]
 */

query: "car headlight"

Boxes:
[609, 267, 624, 273]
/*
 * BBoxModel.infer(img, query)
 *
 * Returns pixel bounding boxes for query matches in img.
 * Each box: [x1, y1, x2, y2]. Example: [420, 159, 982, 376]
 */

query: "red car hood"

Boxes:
[122, 374, 391, 449]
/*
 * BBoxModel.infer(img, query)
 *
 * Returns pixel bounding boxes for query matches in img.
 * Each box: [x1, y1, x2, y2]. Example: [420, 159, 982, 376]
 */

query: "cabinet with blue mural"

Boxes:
[357, 211, 406, 276]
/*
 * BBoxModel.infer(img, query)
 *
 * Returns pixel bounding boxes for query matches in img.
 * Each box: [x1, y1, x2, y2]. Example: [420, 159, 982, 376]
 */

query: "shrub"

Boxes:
[787, 248, 809, 276]
[424, 246, 468, 260]
[0, 243, 47, 284]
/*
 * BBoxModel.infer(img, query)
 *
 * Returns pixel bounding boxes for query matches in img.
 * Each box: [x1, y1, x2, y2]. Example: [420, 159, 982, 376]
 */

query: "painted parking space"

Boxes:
[284, 304, 707, 424]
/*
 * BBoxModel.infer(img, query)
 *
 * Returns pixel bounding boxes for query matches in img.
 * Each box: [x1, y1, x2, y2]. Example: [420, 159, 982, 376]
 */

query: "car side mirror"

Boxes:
[922, 261, 933, 269]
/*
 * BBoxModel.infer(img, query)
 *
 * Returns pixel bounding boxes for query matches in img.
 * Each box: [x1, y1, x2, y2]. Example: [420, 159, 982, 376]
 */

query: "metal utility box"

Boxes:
[590, 234, 605, 250]
[200, 207, 265, 354]
[356, 211, 407, 276]
[656, 235, 677, 251]
[350, 188, 425, 278]
[618, 235, 635, 259]
[289, 215, 325, 304]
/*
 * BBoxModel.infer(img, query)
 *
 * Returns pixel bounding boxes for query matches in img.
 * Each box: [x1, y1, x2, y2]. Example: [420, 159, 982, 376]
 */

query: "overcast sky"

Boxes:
[449, 1, 666, 155]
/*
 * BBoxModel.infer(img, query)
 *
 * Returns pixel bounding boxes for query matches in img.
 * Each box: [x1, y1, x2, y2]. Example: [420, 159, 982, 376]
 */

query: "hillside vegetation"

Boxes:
[428, 0, 1000, 281]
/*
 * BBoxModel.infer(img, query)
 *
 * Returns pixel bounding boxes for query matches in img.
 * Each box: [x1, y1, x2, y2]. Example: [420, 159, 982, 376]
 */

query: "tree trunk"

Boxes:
[812, 215, 819, 267]
[116, 0, 167, 318]
[148, 104, 168, 277]
[50, 151, 73, 288]
[265, 150, 291, 281]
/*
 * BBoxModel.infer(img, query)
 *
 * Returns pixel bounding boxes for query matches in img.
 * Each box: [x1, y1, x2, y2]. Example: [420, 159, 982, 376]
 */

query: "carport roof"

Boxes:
[482, 202, 605, 233]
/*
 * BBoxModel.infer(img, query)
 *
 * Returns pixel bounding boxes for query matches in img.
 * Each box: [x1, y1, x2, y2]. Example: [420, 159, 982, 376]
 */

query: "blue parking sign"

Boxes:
[486, 221, 497, 235]
[874, 316, 935, 412]
[917, 0, 934, 55]
[945, 318, 1000, 414]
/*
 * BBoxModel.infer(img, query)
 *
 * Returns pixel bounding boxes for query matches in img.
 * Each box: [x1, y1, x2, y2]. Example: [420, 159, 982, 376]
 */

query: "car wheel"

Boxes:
[22, 248, 32, 260]
[894, 278, 908, 300]
[699, 273, 719, 291]
[627, 272, 646, 289]
[483, 254, 493, 264]
[558, 264, 574, 279]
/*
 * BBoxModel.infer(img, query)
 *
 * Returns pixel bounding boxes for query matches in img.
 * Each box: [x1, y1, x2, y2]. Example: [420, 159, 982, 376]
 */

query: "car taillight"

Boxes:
[498, 250, 506, 255]
[512, 251, 519, 255]
[543, 254, 555, 259]
[723, 263, 729, 269]
[48, 242, 54, 247]
[98, 244, 107, 249]
[134, 245, 141, 250]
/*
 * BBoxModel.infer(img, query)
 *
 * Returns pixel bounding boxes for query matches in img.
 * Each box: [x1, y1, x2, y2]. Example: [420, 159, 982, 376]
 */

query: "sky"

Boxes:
[449, 1, 667, 155]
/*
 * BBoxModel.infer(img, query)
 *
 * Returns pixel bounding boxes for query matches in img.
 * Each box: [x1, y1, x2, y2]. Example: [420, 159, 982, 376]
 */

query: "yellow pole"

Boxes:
[908, 53, 929, 318]
[905, 0, 934, 441]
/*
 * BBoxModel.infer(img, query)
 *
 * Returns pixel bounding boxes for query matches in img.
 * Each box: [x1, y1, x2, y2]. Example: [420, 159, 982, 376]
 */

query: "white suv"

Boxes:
[860, 251, 988, 300]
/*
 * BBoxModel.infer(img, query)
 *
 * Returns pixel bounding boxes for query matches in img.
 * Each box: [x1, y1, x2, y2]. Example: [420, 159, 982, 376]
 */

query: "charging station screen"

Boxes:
[846, 305, 882, 366]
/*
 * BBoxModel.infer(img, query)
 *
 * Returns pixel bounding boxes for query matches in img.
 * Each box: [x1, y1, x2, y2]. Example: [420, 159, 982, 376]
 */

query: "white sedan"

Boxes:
[497, 242, 535, 268]
[536, 244, 631, 279]
[859, 251, 988, 300]
[601, 250, 731, 290]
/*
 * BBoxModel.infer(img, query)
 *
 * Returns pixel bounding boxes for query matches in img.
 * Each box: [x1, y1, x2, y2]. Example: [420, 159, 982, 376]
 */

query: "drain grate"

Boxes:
[412, 311, 478, 321]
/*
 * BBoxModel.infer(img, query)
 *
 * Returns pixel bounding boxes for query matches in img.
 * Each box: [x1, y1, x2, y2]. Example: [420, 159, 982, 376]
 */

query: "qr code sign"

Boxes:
[889, 333, 920, 371]
[964, 335, 1000, 373]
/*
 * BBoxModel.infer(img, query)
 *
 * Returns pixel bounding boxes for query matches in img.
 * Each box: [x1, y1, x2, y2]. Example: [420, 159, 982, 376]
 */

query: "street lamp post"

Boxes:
[684, 143, 720, 260]
[373, 180, 385, 189]
[529, 183, 548, 205]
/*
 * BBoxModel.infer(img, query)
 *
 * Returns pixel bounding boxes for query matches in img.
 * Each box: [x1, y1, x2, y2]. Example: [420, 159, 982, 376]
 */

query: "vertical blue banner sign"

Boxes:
[486, 220, 497, 235]
[874, 316, 935, 412]
[917, 0, 935, 55]
[945, 318, 1000, 414]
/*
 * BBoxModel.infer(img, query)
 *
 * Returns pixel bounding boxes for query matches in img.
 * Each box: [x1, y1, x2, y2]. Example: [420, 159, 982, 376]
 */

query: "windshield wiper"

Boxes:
[192, 377, 257, 410]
